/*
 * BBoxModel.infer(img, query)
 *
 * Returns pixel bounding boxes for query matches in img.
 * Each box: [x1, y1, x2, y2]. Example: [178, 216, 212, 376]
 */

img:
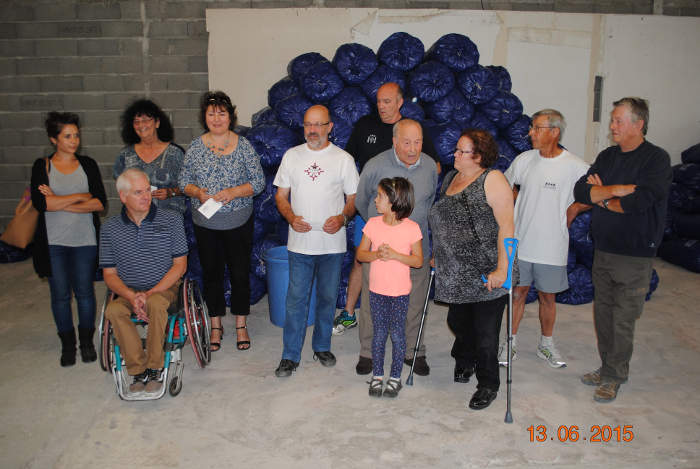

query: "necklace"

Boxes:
[206, 131, 230, 155]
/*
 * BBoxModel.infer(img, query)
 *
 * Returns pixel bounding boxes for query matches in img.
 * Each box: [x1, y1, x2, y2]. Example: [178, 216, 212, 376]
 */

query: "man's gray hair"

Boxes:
[392, 118, 422, 138]
[116, 168, 149, 194]
[532, 109, 566, 142]
[613, 97, 649, 135]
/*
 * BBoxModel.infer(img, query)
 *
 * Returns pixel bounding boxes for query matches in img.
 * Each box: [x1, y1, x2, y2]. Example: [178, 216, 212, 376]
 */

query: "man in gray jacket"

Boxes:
[354, 119, 438, 376]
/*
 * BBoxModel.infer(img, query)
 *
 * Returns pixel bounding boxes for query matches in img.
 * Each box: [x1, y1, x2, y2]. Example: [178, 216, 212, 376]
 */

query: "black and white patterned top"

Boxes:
[429, 169, 511, 304]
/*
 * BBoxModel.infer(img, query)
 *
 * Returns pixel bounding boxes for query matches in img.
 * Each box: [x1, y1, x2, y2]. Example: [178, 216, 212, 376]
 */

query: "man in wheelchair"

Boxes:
[100, 169, 188, 394]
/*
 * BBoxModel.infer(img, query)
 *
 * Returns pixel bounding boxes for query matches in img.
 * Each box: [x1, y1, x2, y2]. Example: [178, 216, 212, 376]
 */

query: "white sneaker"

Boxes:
[537, 343, 567, 368]
[498, 342, 516, 367]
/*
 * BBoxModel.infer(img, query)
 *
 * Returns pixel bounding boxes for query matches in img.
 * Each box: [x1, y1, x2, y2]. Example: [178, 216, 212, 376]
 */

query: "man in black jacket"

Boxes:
[573, 97, 671, 403]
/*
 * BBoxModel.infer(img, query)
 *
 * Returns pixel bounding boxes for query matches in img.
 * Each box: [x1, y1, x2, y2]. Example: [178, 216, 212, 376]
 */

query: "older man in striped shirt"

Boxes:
[100, 168, 188, 394]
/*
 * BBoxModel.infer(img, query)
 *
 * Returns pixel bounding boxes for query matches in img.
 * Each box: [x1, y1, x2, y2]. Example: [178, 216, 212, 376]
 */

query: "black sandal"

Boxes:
[210, 327, 223, 352]
[236, 325, 250, 351]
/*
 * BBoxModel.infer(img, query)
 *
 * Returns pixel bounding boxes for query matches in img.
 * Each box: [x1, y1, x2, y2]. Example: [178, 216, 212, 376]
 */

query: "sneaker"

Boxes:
[332, 310, 357, 335]
[536, 343, 567, 368]
[129, 370, 148, 393]
[498, 342, 517, 367]
[275, 359, 298, 378]
[144, 368, 163, 393]
[313, 351, 336, 367]
[383, 378, 402, 398]
[593, 381, 620, 403]
[368, 376, 383, 397]
[403, 356, 430, 376]
[356, 356, 372, 375]
[580, 368, 602, 386]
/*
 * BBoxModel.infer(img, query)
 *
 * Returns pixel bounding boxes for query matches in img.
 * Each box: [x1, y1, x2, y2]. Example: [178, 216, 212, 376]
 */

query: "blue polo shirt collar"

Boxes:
[120, 203, 158, 226]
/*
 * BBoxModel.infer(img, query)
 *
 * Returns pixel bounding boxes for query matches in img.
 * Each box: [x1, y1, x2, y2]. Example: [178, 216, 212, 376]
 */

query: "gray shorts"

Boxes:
[517, 260, 569, 293]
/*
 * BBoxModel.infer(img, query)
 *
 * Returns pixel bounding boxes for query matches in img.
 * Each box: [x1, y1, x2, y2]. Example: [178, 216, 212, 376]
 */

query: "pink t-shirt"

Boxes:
[363, 216, 423, 296]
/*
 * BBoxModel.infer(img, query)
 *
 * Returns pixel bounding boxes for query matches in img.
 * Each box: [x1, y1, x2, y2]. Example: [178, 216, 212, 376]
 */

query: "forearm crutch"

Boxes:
[406, 268, 435, 386]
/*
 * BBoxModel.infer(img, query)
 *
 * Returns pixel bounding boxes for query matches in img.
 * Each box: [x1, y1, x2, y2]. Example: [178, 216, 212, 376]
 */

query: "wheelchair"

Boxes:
[97, 278, 211, 400]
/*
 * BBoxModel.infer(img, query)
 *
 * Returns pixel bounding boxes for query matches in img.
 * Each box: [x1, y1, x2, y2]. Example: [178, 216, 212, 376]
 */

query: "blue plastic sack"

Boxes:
[479, 91, 524, 129]
[0, 240, 30, 263]
[503, 115, 532, 152]
[426, 121, 462, 165]
[253, 217, 272, 242]
[669, 182, 700, 214]
[288, 52, 328, 85]
[377, 32, 424, 72]
[469, 112, 498, 138]
[249, 272, 266, 305]
[673, 163, 700, 189]
[681, 143, 700, 164]
[492, 155, 512, 173]
[646, 268, 659, 301]
[268, 77, 300, 109]
[427, 33, 479, 72]
[301, 60, 345, 102]
[426, 89, 473, 125]
[408, 61, 455, 103]
[457, 65, 499, 105]
[276, 218, 289, 245]
[329, 114, 353, 150]
[556, 265, 593, 305]
[246, 123, 301, 170]
[253, 177, 282, 225]
[487, 65, 512, 92]
[658, 238, 700, 273]
[332, 43, 378, 85]
[495, 137, 518, 160]
[400, 101, 426, 123]
[569, 211, 593, 269]
[251, 236, 283, 279]
[251, 107, 278, 127]
[329, 87, 372, 125]
[360, 64, 407, 102]
[274, 94, 313, 129]
[672, 212, 700, 239]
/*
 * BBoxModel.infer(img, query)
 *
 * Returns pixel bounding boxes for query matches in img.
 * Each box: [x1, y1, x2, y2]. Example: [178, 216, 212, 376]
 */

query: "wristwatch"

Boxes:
[342, 214, 350, 226]
[602, 199, 609, 209]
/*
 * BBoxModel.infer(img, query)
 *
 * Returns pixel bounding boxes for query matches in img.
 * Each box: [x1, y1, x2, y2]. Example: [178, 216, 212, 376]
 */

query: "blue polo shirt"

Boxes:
[99, 204, 188, 291]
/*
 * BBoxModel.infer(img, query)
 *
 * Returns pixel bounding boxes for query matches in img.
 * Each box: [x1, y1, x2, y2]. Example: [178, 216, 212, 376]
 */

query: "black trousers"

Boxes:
[193, 216, 253, 317]
[447, 295, 508, 391]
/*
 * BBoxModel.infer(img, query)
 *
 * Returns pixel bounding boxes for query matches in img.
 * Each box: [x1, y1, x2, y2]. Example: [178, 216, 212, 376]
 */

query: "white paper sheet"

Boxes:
[198, 198, 223, 219]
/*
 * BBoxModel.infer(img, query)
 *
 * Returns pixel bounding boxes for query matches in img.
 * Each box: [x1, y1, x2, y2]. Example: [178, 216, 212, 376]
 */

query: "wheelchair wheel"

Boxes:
[169, 376, 182, 396]
[184, 279, 211, 368]
[100, 319, 115, 373]
[98, 290, 112, 372]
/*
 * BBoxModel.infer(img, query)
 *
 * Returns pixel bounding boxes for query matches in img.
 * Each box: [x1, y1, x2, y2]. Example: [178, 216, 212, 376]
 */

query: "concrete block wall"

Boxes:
[1, 0, 698, 230]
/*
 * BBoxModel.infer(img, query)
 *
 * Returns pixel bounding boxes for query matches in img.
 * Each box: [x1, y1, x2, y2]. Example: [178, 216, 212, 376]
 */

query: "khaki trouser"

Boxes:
[359, 261, 431, 359]
[105, 282, 179, 376]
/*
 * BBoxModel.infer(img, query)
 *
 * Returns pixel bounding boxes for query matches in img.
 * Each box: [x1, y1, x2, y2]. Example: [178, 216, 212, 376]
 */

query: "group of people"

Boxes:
[30, 82, 670, 407]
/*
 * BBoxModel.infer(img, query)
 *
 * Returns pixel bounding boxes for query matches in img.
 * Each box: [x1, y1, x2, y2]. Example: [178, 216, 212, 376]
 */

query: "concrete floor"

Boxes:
[1, 257, 699, 469]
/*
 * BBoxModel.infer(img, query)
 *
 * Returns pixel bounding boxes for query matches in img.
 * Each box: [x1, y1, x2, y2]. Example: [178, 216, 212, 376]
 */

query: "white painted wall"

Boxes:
[207, 9, 700, 164]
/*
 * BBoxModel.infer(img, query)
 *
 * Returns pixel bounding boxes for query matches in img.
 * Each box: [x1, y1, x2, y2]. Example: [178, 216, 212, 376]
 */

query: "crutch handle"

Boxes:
[480, 238, 519, 290]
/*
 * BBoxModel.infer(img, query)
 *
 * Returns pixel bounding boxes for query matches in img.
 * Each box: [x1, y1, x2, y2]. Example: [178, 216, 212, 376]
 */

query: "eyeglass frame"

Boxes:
[302, 121, 330, 129]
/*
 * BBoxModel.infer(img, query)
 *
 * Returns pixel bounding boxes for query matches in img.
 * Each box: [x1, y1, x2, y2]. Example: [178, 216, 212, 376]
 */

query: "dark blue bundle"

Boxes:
[253, 217, 272, 241]
[487, 65, 512, 92]
[329, 87, 372, 125]
[301, 60, 345, 102]
[234, 125, 250, 138]
[408, 61, 455, 103]
[288, 52, 328, 85]
[569, 211, 593, 269]
[556, 265, 593, 305]
[645, 268, 659, 301]
[503, 115, 532, 152]
[276, 218, 289, 245]
[673, 163, 700, 189]
[682, 143, 700, 164]
[427, 33, 479, 72]
[377, 32, 425, 72]
[492, 155, 512, 173]
[332, 43, 378, 85]
[495, 137, 518, 160]
[457, 65, 499, 105]
[249, 272, 266, 305]
[251, 107, 278, 127]
[274, 93, 313, 129]
[526, 285, 538, 304]
[246, 123, 301, 170]
[664, 207, 676, 240]
[253, 177, 282, 225]
[469, 111, 498, 138]
[566, 249, 577, 273]
[426, 88, 473, 125]
[672, 212, 700, 239]
[658, 238, 700, 273]
[479, 91, 523, 129]
[360, 64, 406, 101]
[329, 114, 353, 149]
[400, 101, 426, 122]
[426, 121, 462, 165]
[268, 77, 300, 109]
[251, 236, 283, 279]
[669, 182, 700, 213]
[0, 240, 30, 263]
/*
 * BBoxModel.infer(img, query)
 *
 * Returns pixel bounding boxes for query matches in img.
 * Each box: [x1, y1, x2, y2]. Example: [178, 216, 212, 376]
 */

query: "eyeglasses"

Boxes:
[133, 117, 154, 125]
[303, 122, 330, 129]
[529, 125, 554, 131]
[454, 148, 475, 157]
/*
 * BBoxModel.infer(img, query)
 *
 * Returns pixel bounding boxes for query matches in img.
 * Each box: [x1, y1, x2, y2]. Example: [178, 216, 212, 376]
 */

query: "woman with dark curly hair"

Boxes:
[31, 112, 107, 367]
[114, 99, 186, 214]
[428, 128, 515, 410]
[179, 91, 265, 351]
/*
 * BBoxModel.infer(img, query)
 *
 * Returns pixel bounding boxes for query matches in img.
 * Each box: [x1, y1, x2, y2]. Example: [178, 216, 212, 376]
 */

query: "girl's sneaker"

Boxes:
[369, 376, 383, 397]
[383, 378, 402, 398]
[332, 310, 357, 335]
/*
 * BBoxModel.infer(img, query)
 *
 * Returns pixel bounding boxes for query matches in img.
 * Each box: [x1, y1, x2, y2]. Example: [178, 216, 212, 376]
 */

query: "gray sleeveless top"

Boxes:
[428, 169, 509, 303]
[45, 162, 97, 247]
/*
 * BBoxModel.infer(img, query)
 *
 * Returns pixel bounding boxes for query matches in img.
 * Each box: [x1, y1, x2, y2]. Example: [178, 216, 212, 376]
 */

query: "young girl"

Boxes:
[356, 177, 423, 398]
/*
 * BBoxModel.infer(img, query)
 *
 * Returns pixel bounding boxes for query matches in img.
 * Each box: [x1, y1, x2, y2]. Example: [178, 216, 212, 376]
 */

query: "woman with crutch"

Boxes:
[429, 128, 515, 410]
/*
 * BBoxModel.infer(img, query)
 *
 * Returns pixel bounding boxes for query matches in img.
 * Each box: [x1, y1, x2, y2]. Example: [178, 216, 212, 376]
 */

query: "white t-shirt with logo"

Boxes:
[274, 142, 360, 255]
[504, 149, 589, 266]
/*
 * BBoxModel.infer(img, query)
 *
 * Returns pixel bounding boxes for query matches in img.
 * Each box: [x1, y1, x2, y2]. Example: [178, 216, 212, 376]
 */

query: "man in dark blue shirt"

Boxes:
[100, 168, 188, 394]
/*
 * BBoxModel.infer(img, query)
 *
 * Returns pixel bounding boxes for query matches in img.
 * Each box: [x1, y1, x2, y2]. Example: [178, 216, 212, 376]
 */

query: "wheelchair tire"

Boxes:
[169, 376, 182, 397]
[100, 318, 114, 373]
[184, 280, 211, 368]
[98, 290, 112, 372]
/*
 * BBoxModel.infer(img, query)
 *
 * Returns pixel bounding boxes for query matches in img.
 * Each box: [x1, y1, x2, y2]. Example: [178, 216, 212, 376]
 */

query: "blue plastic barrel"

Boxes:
[264, 246, 317, 327]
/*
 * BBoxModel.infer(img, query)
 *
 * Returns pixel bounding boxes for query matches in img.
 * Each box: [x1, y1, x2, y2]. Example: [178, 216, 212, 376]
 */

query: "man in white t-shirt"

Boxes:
[501, 109, 590, 368]
[273, 105, 360, 377]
